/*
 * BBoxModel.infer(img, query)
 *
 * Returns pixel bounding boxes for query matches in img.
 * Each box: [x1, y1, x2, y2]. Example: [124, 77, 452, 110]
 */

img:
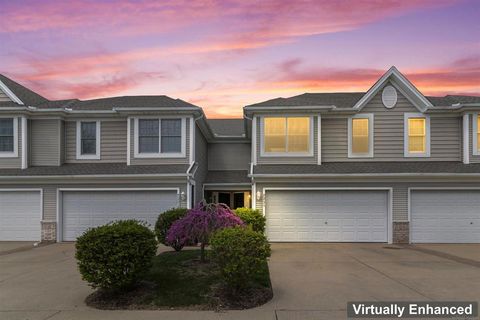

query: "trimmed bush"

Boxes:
[166, 202, 244, 261]
[155, 208, 188, 251]
[210, 226, 271, 291]
[234, 207, 266, 233]
[75, 220, 157, 291]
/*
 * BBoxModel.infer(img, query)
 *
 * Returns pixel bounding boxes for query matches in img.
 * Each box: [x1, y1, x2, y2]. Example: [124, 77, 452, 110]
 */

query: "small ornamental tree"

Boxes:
[166, 202, 244, 261]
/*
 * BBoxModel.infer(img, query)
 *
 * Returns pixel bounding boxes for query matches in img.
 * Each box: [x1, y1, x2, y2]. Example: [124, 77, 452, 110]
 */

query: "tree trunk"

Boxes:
[200, 243, 206, 262]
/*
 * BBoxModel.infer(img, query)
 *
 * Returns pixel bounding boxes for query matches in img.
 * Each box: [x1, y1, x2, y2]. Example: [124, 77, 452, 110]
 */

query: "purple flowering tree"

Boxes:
[166, 202, 244, 261]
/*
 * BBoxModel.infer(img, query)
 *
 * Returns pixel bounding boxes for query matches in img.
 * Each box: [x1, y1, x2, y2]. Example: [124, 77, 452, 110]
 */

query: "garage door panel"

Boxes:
[265, 190, 388, 242]
[411, 190, 480, 243]
[62, 190, 179, 241]
[0, 191, 41, 241]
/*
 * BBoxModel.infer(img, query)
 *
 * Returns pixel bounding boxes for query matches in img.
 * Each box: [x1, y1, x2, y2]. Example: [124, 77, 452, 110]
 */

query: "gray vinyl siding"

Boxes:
[65, 120, 127, 163]
[470, 114, 480, 163]
[129, 118, 190, 165]
[0, 88, 11, 102]
[256, 116, 318, 164]
[208, 143, 251, 170]
[255, 181, 480, 222]
[0, 117, 22, 168]
[194, 124, 208, 203]
[30, 119, 61, 166]
[43, 187, 57, 221]
[322, 85, 462, 162]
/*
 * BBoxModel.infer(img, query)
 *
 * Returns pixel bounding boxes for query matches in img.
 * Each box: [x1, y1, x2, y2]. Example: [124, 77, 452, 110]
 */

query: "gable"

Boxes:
[353, 66, 432, 113]
[0, 84, 13, 102]
[361, 81, 419, 113]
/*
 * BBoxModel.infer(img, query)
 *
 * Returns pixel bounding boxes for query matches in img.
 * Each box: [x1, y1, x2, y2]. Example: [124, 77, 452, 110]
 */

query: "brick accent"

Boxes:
[41, 221, 57, 242]
[393, 221, 409, 244]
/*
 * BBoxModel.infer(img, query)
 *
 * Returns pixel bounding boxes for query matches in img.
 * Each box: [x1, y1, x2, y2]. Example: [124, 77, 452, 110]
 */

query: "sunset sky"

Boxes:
[0, 0, 479, 118]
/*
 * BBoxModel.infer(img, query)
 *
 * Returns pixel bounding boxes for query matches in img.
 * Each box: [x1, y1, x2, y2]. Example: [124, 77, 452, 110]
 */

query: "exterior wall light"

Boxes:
[180, 191, 186, 201]
[256, 191, 262, 201]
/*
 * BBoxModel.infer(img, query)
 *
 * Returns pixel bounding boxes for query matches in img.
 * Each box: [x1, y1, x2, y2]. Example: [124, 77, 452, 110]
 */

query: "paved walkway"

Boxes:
[0, 242, 479, 320]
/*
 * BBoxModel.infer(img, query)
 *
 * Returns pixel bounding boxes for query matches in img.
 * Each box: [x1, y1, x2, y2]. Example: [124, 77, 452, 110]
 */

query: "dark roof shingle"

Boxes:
[254, 162, 480, 175]
[207, 119, 245, 136]
[0, 74, 49, 105]
[0, 163, 189, 176]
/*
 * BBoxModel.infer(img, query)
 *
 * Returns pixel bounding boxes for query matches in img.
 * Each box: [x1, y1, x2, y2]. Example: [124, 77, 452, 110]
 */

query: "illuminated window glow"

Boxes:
[352, 118, 369, 154]
[408, 118, 426, 153]
[264, 117, 310, 153]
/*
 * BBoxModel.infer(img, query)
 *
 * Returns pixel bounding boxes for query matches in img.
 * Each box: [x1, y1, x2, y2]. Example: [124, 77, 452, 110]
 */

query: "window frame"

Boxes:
[133, 117, 186, 158]
[260, 115, 314, 157]
[404, 113, 430, 157]
[0, 116, 18, 158]
[473, 113, 480, 156]
[348, 114, 374, 158]
[76, 120, 101, 160]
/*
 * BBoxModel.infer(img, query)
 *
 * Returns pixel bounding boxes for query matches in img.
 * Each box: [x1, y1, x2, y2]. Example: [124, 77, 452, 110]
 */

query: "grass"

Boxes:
[86, 249, 272, 310]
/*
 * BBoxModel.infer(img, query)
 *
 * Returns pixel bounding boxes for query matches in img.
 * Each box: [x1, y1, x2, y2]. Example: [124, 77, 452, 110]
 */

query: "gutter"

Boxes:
[249, 172, 480, 178]
[0, 173, 189, 180]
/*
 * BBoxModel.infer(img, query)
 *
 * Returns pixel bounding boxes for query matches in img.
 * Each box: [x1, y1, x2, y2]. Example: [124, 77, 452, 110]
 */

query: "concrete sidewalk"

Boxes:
[0, 243, 479, 320]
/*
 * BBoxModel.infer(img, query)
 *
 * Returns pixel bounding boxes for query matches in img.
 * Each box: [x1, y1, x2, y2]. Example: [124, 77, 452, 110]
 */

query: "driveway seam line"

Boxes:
[348, 254, 433, 301]
[41, 310, 61, 320]
[402, 246, 480, 268]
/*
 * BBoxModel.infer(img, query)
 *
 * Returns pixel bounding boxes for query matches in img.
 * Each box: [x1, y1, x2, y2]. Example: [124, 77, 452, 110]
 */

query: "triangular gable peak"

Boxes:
[353, 66, 432, 112]
[0, 78, 24, 105]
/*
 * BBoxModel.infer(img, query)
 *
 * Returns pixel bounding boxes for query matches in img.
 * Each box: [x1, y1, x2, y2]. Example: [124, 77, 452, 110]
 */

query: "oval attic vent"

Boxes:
[382, 85, 397, 108]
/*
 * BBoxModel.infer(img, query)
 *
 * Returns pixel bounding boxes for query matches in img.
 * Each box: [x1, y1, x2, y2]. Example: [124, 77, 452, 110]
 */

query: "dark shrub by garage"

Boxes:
[75, 220, 157, 291]
[155, 207, 188, 251]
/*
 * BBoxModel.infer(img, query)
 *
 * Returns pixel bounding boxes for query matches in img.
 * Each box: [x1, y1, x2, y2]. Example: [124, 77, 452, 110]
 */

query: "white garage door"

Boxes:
[411, 190, 480, 243]
[62, 190, 179, 241]
[265, 190, 388, 242]
[0, 191, 41, 241]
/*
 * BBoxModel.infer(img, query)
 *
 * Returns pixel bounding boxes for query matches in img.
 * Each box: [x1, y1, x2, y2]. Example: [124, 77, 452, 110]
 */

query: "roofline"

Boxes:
[249, 172, 480, 178]
[0, 79, 24, 105]
[0, 173, 190, 180]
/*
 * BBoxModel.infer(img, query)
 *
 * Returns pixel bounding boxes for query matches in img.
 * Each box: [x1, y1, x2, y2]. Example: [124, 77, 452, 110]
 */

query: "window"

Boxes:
[161, 119, 182, 153]
[263, 116, 311, 155]
[134, 118, 185, 157]
[404, 113, 430, 157]
[138, 119, 159, 153]
[348, 114, 373, 157]
[0, 118, 14, 153]
[477, 115, 480, 153]
[76, 121, 100, 159]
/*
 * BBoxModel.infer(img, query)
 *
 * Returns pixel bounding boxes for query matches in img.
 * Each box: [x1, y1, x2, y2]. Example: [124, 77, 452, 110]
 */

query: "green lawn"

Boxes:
[87, 249, 272, 309]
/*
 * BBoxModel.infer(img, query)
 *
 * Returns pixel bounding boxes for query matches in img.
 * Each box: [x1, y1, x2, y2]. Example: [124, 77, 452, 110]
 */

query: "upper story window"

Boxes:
[474, 114, 480, 156]
[262, 116, 312, 156]
[348, 114, 374, 158]
[0, 117, 17, 157]
[76, 121, 100, 160]
[404, 113, 430, 157]
[134, 118, 185, 158]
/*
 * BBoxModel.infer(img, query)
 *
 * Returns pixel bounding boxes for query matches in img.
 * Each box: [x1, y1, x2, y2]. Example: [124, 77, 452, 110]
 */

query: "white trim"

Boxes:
[463, 114, 470, 163]
[404, 113, 430, 158]
[352, 66, 432, 112]
[0, 79, 24, 105]
[57, 187, 181, 242]
[250, 172, 480, 178]
[252, 183, 257, 209]
[262, 187, 393, 244]
[76, 120, 101, 160]
[473, 113, 479, 156]
[133, 117, 186, 158]
[21, 116, 27, 168]
[317, 115, 322, 165]
[259, 115, 314, 157]
[348, 114, 374, 158]
[407, 187, 480, 244]
[0, 173, 189, 180]
[252, 116, 257, 165]
[190, 117, 195, 164]
[126, 117, 131, 165]
[0, 116, 18, 158]
[186, 182, 192, 209]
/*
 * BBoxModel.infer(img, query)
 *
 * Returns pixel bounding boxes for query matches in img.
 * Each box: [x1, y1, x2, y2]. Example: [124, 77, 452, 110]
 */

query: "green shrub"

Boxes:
[234, 207, 266, 233]
[75, 220, 157, 291]
[155, 208, 188, 251]
[210, 226, 271, 291]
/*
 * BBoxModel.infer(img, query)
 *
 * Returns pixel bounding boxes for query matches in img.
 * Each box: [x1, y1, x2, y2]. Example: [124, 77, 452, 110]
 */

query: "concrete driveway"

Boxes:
[0, 243, 479, 320]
